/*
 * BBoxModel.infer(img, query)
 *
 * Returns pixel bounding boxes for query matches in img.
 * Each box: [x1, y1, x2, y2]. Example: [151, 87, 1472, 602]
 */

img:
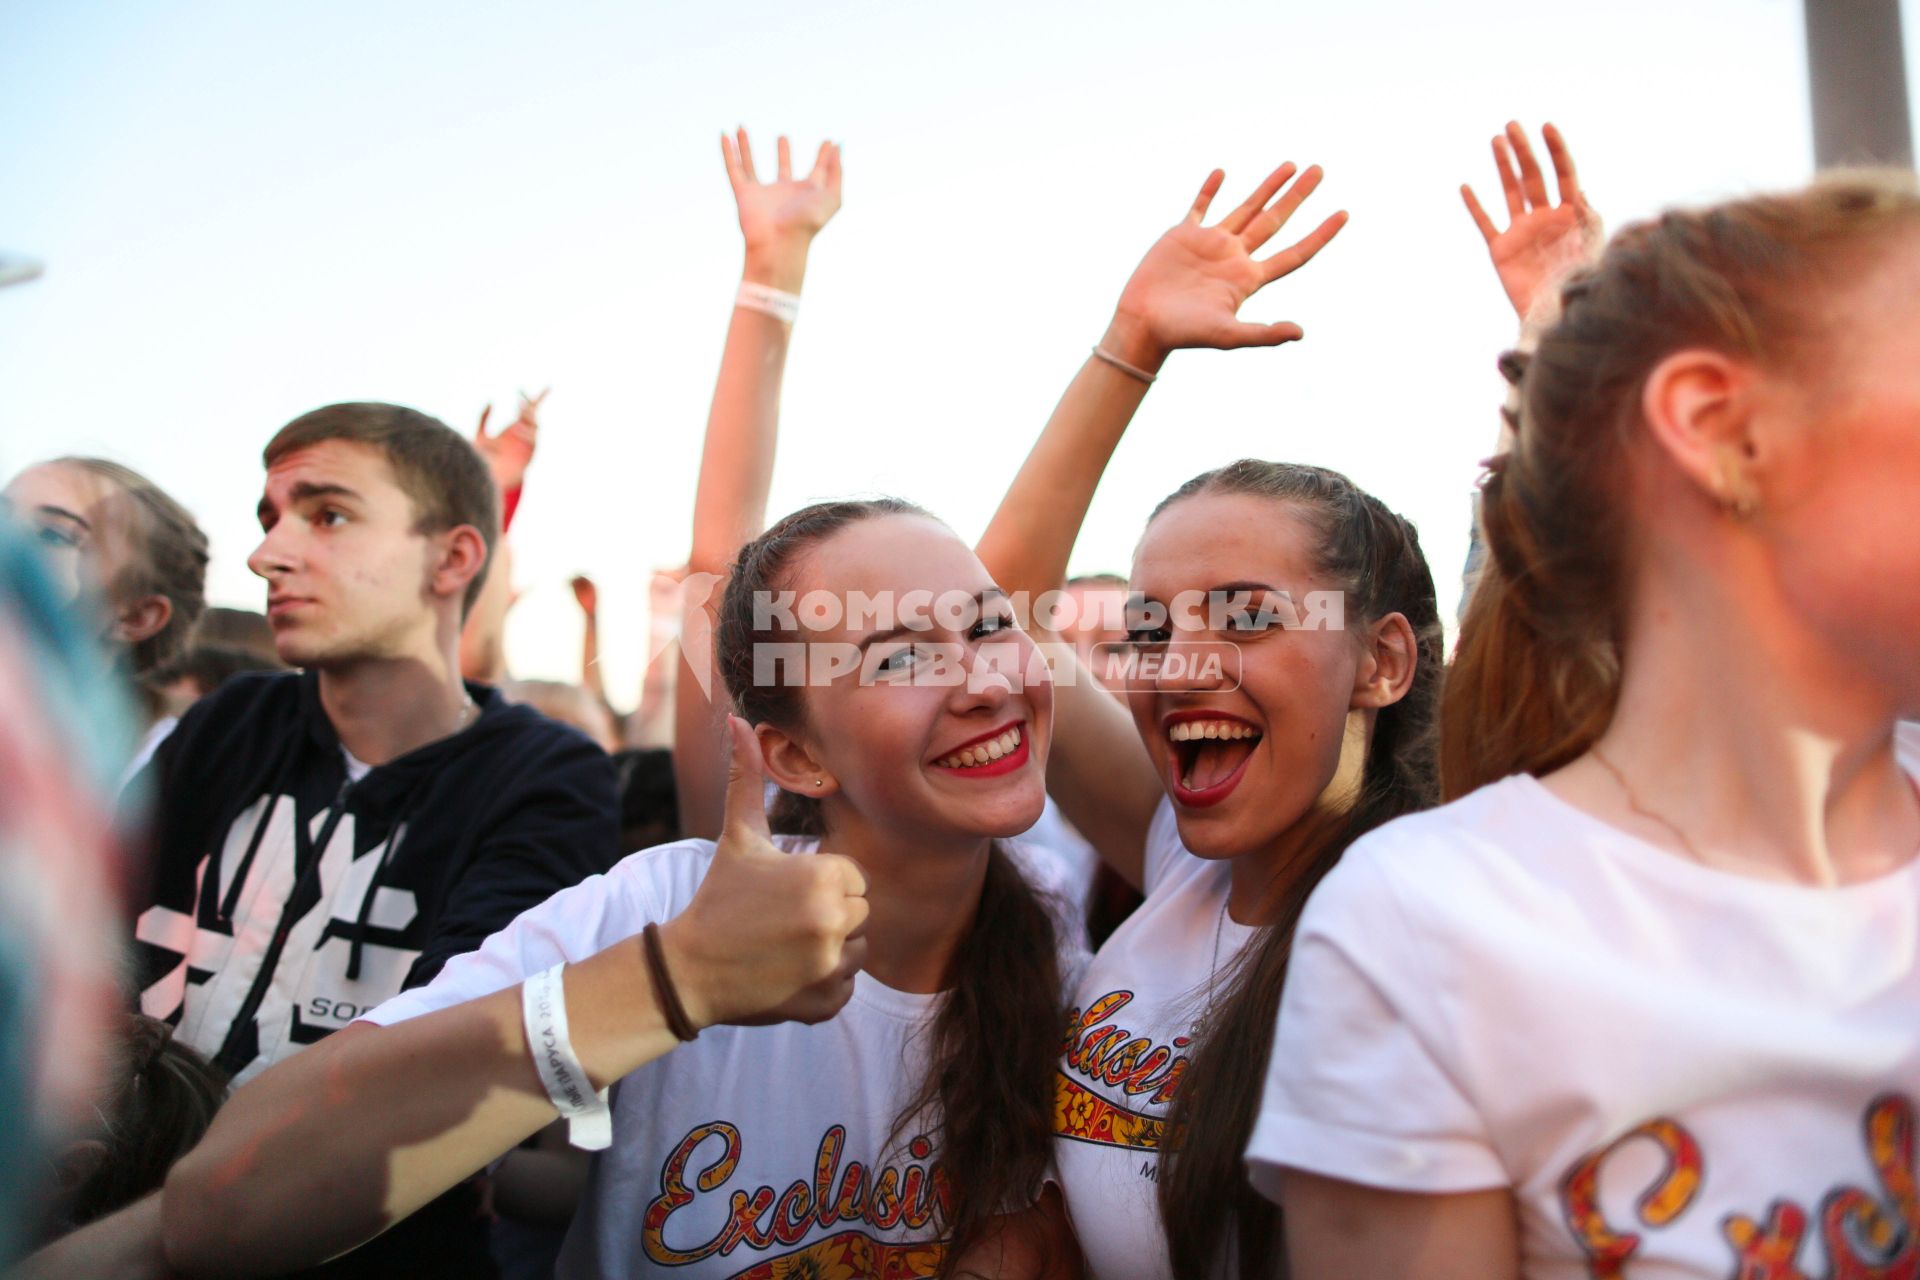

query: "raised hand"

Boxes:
[1103, 163, 1348, 373]
[1462, 122, 1603, 321]
[721, 128, 842, 291]
[657, 717, 868, 1028]
[474, 388, 548, 495]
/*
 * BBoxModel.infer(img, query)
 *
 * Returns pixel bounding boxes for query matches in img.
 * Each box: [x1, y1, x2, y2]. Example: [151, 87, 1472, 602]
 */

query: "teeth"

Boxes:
[1168, 720, 1260, 743]
[937, 726, 1023, 770]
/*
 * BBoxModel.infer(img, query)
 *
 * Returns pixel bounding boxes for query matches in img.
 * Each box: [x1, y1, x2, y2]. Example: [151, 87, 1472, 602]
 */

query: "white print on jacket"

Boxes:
[135, 794, 420, 1084]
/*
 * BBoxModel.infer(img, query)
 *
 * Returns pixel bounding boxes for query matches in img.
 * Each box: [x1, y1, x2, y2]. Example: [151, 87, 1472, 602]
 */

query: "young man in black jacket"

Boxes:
[127, 403, 619, 1274]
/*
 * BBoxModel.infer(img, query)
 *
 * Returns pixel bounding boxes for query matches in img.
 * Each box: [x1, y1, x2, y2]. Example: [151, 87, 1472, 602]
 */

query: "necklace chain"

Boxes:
[1206, 893, 1230, 1015]
[1591, 745, 1708, 865]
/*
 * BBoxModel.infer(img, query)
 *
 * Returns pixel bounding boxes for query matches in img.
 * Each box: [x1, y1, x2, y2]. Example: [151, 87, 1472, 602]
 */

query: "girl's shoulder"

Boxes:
[1299, 774, 1587, 946]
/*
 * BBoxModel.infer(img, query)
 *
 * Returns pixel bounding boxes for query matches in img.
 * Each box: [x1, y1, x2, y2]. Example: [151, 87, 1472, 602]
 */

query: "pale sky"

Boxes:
[4, 0, 1915, 703]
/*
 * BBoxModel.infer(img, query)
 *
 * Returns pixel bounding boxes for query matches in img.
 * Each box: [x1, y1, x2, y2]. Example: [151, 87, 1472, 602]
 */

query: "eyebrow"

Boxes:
[34, 505, 91, 531]
[1132, 581, 1282, 604]
[856, 587, 1009, 652]
[257, 482, 363, 523]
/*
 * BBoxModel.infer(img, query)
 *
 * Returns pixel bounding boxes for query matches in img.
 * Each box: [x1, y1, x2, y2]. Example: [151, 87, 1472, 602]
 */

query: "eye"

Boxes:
[316, 507, 348, 528]
[873, 645, 924, 676]
[1222, 608, 1277, 633]
[971, 610, 1014, 640]
[35, 524, 79, 550]
[1125, 623, 1170, 648]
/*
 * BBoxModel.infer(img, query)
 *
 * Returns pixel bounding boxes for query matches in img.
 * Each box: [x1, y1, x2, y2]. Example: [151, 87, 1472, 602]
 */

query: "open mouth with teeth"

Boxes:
[931, 723, 1029, 779]
[1167, 717, 1262, 808]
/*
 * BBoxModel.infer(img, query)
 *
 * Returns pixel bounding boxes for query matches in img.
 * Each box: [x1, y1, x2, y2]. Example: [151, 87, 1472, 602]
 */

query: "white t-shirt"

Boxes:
[366, 833, 1082, 1279]
[1053, 798, 1255, 1280]
[1023, 796, 1101, 943]
[1249, 726, 1920, 1280]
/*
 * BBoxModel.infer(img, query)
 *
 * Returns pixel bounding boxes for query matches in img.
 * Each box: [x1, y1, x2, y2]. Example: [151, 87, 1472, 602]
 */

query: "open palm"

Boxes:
[1462, 122, 1603, 320]
[722, 128, 842, 257]
[1112, 163, 1347, 361]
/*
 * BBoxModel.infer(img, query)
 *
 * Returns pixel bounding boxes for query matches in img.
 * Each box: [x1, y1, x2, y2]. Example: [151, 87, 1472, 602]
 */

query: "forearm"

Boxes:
[580, 612, 607, 707]
[976, 318, 1155, 608]
[163, 938, 678, 1275]
[9, 1194, 168, 1280]
[679, 247, 809, 835]
[491, 1129, 590, 1227]
[687, 249, 804, 575]
[674, 621, 728, 839]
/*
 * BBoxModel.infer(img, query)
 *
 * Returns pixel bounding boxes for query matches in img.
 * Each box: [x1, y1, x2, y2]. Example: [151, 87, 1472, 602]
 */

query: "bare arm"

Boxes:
[1279, 1169, 1520, 1280]
[162, 939, 677, 1274]
[162, 722, 869, 1276]
[675, 128, 843, 838]
[7, 1194, 169, 1280]
[978, 162, 1347, 885]
[1458, 122, 1604, 613]
[625, 567, 684, 749]
[570, 574, 610, 711]
[459, 537, 515, 683]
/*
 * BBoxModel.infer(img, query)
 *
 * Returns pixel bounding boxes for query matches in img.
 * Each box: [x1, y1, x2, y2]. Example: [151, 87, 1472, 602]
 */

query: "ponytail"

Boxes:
[1443, 170, 1920, 798]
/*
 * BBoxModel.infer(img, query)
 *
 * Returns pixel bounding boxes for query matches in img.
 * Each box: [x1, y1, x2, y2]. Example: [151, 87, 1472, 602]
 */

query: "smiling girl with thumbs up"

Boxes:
[160, 494, 1082, 1279]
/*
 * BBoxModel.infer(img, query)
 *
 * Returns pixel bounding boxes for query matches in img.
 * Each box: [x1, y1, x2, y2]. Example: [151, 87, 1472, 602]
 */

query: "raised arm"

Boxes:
[675, 128, 842, 838]
[161, 721, 867, 1276]
[1458, 122, 1603, 612]
[978, 162, 1346, 885]
[570, 573, 610, 710]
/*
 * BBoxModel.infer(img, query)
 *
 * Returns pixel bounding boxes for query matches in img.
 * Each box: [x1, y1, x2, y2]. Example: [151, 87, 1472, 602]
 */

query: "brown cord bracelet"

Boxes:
[642, 922, 700, 1042]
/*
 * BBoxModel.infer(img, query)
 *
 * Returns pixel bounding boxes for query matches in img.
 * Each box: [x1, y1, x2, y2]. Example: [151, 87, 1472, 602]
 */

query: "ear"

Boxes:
[755, 722, 839, 800]
[112, 593, 173, 648]
[431, 524, 490, 606]
[1350, 611, 1418, 711]
[1639, 348, 1763, 513]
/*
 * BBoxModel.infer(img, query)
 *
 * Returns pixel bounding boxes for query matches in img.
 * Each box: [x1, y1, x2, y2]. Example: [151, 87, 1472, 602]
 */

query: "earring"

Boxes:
[812, 779, 823, 789]
[1720, 472, 1759, 520]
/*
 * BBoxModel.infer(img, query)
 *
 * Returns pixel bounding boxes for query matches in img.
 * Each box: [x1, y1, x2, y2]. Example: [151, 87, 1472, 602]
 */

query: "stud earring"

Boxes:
[812, 779, 824, 788]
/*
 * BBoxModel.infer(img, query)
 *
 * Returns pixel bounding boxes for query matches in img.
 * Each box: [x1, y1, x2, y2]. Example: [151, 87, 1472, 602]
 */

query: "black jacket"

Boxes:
[130, 669, 621, 1084]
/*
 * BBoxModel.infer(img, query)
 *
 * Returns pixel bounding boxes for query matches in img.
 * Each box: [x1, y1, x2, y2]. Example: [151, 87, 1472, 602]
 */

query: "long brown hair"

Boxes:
[1150, 461, 1443, 1278]
[1443, 171, 1920, 799]
[716, 498, 1064, 1275]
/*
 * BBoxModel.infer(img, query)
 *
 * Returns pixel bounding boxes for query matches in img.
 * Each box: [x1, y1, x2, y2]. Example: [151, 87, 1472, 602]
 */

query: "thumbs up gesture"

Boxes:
[656, 717, 869, 1028]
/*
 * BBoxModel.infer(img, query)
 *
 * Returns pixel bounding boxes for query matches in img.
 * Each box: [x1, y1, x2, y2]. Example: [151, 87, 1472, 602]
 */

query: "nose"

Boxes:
[248, 524, 296, 581]
[1156, 625, 1235, 695]
[947, 636, 1028, 716]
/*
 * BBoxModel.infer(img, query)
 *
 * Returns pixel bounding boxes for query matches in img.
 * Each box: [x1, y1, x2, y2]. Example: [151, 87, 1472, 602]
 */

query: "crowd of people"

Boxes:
[2, 114, 1917, 1280]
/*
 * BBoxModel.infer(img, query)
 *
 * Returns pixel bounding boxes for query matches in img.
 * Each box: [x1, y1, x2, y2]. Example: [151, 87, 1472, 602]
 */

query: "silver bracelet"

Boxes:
[1091, 345, 1157, 385]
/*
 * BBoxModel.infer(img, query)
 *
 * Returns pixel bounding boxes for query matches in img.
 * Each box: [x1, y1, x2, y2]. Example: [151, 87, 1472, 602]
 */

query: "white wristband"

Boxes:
[735, 281, 801, 324]
[522, 963, 613, 1150]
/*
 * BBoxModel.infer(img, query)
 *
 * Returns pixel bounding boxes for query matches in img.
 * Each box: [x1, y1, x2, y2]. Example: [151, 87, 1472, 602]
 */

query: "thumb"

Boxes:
[719, 715, 774, 845]
[1220, 320, 1305, 348]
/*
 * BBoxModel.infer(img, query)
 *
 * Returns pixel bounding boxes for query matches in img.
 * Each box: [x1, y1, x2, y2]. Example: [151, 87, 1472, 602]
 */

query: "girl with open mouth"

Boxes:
[977, 155, 1444, 1278]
